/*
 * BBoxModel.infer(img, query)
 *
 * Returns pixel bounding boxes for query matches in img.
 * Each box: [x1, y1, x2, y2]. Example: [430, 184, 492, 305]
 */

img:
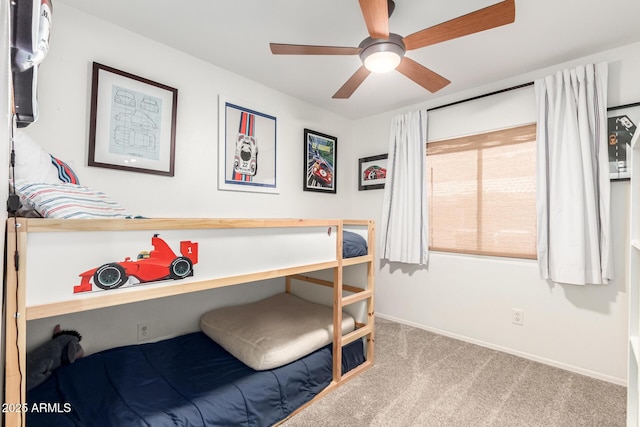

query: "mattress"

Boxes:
[26, 332, 364, 427]
[200, 293, 355, 370]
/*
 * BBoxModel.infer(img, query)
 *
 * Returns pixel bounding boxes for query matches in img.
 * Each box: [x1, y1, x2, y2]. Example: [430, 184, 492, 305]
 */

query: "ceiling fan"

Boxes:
[270, 0, 516, 99]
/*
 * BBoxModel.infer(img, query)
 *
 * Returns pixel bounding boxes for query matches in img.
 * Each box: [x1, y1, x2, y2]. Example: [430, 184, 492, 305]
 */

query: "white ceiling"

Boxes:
[56, 0, 640, 119]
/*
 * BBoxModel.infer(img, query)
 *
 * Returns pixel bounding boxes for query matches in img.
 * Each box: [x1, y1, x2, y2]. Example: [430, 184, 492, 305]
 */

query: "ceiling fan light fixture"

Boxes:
[359, 33, 405, 73]
[363, 51, 401, 73]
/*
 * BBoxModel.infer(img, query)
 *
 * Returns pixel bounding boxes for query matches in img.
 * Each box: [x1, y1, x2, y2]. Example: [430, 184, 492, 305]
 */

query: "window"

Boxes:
[426, 123, 537, 259]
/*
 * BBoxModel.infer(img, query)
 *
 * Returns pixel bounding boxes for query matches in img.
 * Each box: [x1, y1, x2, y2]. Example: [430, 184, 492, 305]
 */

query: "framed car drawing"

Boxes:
[218, 95, 278, 193]
[304, 129, 337, 194]
[88, 62, 178, 176]
[607, 102, 640, 181]
[358, 154, 388, 190]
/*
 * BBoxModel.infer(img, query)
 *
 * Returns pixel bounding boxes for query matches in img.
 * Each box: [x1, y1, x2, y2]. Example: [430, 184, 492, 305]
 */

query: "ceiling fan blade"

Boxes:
[403, 0, 515, 50]
[270, 43, 360, 55]
[396, 57, 450, 93]
[358, 0, 390, 39]
[333, 66, 371, 99]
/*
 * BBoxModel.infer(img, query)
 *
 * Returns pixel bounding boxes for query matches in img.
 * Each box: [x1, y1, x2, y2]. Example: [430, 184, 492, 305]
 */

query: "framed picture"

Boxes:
[218, 95, 277, 193]
[358, 154, 388, 190]
[607, 102, 640, 181]
[88, 62, 178, 176]
[304, 129, 337, 193]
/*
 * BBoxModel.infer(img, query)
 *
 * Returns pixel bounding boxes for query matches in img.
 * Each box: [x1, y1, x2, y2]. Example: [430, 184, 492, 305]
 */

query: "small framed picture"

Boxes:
[358, 154, 388, 190]
[607, 102, 640, 181]
[304, 129, 337, 193]
[88, 62, 178, 176]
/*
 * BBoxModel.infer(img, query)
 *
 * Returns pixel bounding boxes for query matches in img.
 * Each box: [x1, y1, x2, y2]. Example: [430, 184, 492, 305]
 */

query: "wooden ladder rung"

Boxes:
[341, 289, 372, 307]
[289, 274, 364, 294]
[343, 323, 373, 346]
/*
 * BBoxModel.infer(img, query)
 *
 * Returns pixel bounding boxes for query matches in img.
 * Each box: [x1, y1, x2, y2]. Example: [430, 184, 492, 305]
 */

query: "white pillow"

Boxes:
[12, 131, 80, 184]
[15, 181, 133, 219]
[200, 293, 355, 370]
[12, 131, 60, 183]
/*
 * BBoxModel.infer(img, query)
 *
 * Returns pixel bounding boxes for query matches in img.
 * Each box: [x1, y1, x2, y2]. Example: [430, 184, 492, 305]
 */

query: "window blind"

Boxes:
[426, 123, 537, 259]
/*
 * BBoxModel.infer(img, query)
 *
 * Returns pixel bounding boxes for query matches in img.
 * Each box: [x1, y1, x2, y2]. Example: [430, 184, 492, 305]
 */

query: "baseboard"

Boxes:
[375, 313, 627, 387]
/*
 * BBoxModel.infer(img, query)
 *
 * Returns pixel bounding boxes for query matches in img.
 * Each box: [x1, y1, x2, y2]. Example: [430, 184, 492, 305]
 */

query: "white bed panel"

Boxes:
[26, 226, 338, 307]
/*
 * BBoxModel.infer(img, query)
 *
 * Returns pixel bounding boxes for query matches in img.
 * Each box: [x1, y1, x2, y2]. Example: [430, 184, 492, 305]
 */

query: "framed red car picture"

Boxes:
[304, 129, 337, 194]
[359, 154, 388, 190]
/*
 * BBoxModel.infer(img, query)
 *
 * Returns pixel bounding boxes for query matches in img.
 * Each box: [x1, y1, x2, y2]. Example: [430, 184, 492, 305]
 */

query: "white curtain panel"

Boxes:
[535, 62, 612, 285]
[379, 110, 429, 265]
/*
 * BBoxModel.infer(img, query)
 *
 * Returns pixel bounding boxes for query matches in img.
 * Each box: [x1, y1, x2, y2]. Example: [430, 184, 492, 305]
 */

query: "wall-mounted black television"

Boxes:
[10, 0, 52, 128]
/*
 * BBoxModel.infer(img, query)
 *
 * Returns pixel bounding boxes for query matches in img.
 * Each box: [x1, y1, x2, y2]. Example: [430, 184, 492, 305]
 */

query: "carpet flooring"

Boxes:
[282, 318, 627, 427]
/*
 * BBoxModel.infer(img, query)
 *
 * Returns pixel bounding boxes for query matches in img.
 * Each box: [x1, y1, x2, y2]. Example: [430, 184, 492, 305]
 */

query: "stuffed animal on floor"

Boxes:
[27, 324, 84, 391]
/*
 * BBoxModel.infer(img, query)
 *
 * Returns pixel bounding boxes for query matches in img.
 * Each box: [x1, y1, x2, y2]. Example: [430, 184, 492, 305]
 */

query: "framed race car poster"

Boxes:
[358, 153, 387, 190]
[304, 129, 337, 194]
[607, 102, 640, 181]
[218, 95, 278, 193]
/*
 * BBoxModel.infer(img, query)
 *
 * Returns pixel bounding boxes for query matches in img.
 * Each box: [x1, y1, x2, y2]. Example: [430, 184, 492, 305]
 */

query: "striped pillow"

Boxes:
[15, 181, 132, 219]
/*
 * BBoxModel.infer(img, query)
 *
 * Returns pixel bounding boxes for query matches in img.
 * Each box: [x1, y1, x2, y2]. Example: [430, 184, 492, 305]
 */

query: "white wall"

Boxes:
[16, 2, 639, 385]
[27, 3, 355, 219]
[24, 3, 357, 353]
[348, 41, 640, 385]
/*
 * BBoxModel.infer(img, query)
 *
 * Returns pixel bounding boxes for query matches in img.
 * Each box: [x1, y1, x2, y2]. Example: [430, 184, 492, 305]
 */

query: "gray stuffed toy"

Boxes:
[27, 324, 84, 391]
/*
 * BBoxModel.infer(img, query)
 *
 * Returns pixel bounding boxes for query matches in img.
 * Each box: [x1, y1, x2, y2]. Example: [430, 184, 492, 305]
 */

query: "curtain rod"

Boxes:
[427, 81, 534, 112]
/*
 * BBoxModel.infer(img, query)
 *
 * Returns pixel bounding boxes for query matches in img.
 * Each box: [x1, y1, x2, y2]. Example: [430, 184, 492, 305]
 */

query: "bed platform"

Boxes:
[4, 218, 376, 427]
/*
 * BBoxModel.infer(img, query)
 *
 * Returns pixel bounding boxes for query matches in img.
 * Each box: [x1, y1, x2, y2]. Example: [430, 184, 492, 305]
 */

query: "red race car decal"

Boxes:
[74, 234, 198, 293]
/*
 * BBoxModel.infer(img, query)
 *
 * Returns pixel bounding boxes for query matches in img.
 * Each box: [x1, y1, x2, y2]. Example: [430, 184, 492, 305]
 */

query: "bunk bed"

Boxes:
[4, 218, 376, 427]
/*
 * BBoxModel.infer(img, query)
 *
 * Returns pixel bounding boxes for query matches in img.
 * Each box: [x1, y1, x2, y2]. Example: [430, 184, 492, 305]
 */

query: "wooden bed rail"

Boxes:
[5, 218, 27, 427]
[17, 217, 373, 232]
[4, 217, 375, 427]
[286, 274, 366, 294]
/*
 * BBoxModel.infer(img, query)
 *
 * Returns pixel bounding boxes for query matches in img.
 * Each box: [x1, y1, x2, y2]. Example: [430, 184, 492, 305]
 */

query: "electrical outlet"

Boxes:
[137, 322, 151, 341]
[512, 309, 524, 326]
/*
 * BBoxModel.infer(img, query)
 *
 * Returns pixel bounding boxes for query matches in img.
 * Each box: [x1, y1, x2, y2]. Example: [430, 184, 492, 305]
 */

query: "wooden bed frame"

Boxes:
[4, 218, 375, 426]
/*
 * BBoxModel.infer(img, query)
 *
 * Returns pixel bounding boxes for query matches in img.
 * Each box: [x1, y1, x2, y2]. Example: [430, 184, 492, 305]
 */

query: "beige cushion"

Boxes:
[200, 293, 355, 370]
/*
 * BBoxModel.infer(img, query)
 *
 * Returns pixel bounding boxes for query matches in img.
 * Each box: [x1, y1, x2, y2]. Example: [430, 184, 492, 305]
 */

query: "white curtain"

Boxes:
[379, 110, 429, 265]
[535, 62, 612, 285]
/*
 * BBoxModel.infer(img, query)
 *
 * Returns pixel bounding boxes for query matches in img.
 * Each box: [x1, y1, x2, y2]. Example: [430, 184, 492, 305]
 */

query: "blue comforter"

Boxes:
[27, 332, 364, 426]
